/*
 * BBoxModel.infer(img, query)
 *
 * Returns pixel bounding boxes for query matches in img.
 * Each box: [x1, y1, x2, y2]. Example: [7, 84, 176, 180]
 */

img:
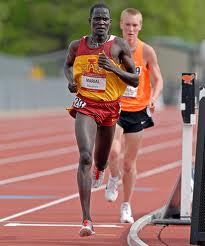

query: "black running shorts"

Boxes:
[117, 108, 154, 133]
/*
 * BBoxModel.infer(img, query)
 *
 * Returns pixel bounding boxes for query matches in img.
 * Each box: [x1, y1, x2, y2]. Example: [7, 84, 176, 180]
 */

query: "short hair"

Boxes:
[89, 3, 110, 18]
[120, 8, 143, 24]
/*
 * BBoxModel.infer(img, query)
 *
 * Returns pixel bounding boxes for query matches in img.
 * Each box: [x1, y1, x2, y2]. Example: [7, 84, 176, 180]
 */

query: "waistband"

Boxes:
[77, 94, 120, 104]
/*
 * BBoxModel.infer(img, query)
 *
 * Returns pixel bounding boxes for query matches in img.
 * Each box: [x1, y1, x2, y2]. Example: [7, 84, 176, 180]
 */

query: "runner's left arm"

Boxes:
[98, 38, 139, 87]
[146, 45, 163, 112]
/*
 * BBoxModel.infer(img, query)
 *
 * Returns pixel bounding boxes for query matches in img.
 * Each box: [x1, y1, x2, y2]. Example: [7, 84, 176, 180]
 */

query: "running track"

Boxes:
[0, 107, 195, 245]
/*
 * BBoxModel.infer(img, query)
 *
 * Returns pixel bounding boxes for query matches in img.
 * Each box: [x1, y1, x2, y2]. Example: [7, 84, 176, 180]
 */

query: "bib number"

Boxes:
[135, 66, 142, 75]
[73, 96, 86, 108]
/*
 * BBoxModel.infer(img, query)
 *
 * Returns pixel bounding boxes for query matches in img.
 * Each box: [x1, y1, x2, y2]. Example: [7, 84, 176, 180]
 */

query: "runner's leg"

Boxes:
[75, 112, 97, 221]
[94, 124, 116, 171]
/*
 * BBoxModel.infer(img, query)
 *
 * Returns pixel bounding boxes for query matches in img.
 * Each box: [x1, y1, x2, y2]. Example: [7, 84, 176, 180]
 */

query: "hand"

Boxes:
[68, 81, 77, 93]
[149, 98, 156, 113]
[98, 51, 114, 72]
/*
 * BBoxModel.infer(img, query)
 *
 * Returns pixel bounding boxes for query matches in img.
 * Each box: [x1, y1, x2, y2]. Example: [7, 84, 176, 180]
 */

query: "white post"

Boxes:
[180, 72, 196, 220]
[180, 123, 193, 219]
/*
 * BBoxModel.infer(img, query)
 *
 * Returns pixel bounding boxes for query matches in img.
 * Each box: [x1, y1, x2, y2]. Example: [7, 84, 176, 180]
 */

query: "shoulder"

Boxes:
[142, 42, 157, 58]
[114, 36, 129, 49]
[110, 36, 132, 62]
[65, 39, 81, 65]
[68, 39, 81, 52]
[113, 36, 130, 56]
[66, 39, 81, 60]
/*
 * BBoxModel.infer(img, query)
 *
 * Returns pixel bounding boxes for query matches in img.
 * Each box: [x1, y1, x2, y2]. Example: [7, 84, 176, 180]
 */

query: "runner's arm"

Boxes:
[146, 45, 163, 111]
[98, 39, 139, 87]
[64, 40, 80, 93]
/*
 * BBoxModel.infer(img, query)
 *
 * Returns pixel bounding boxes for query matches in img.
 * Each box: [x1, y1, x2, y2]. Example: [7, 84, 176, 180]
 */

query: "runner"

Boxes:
[105, 8, 163, 223]
[64, 4, 138, 236]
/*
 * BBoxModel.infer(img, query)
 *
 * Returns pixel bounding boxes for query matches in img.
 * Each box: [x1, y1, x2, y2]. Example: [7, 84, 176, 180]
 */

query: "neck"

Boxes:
[128, 39, 138, 53]
[90, 35, 109, 48]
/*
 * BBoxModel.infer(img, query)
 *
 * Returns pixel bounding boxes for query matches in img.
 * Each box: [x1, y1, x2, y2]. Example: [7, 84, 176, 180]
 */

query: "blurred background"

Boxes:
[0, 0, 205, 112]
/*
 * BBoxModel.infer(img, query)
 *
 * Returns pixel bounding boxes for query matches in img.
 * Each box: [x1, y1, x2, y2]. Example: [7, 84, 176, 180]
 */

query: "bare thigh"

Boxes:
[123, 131, 143, 168]
[75, 113, 97, 164]
[94, 124, 116, 168]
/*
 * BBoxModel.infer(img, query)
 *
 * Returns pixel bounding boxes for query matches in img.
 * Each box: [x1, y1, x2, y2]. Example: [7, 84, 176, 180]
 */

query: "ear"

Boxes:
[120, 20, 123, 30]
[88, 17, 91, 24]
[139, 22, 143, 31]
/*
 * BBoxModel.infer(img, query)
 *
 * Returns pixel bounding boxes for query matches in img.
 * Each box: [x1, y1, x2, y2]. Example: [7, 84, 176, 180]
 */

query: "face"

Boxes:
[120, 12, 142, 43]
[89, 8, 111, 36]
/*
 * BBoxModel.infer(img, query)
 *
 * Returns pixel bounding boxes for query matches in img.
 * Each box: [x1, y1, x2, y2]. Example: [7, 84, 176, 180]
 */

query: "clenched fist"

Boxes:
[98, 51, 114, 72]
[68, 82, 77, 93]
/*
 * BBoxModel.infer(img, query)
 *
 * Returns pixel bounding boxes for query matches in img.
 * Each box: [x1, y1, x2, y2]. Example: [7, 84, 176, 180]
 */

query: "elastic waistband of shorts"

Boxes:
[77, 94, 120, 105]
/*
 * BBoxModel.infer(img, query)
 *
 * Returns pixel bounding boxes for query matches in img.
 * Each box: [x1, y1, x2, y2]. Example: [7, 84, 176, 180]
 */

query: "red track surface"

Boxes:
[0, 107, 193, 245]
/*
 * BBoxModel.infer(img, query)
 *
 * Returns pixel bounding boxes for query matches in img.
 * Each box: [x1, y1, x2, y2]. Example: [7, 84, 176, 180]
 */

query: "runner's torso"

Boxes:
[73, 35, 127, 101]
[120, 39, 151, 111]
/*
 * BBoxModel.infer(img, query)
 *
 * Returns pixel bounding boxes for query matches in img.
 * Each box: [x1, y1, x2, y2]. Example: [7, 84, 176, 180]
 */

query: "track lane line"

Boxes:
[0, 124, 180, 147]
[0, 133, 75, 151]
[5, 222, 123, 228]
[0, 160, 181, 223]
[0, 137, 182, 167]
[0, 126, 72, 141]
[0, 138, 183, 184]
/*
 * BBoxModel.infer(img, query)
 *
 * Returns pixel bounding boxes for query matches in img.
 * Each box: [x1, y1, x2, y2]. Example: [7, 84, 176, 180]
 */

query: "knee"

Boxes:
[79, 151, 92, 167]
[123, 161, 136, 174]
[109, 149, 118, 161]
[109, 141, 121, 161]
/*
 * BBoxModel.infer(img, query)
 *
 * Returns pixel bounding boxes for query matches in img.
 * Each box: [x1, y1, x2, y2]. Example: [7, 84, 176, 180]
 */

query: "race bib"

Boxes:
[81, 73, 106, 92]
[123, 85, 138, 98]
[123, 66, 141, 98]
[73, 96, 86, 108]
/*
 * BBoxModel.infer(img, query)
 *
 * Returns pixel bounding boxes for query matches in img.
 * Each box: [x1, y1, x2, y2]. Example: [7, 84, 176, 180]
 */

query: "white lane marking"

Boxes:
[0, 194, 79, 222]
[139, 138, 181, 154]
[0, 124, 180, 150]
[0, 126, 181, 157]
[1, 115, 176, 142]
[0, 146, 78, 166]
[0, 160, 181, 223]
[137, 160, 181, 178]
[4, 222, 123, 228]
[0, 164, 78, 185]
[0, 138, 182, 184]
[0, 137, 181, 167]
[0, 126, 72, 141]
[0, 133, 75, 151]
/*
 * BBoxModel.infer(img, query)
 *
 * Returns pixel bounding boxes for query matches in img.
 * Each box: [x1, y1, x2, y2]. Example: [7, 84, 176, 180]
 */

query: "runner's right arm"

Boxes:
[64, 40, 80, 93]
